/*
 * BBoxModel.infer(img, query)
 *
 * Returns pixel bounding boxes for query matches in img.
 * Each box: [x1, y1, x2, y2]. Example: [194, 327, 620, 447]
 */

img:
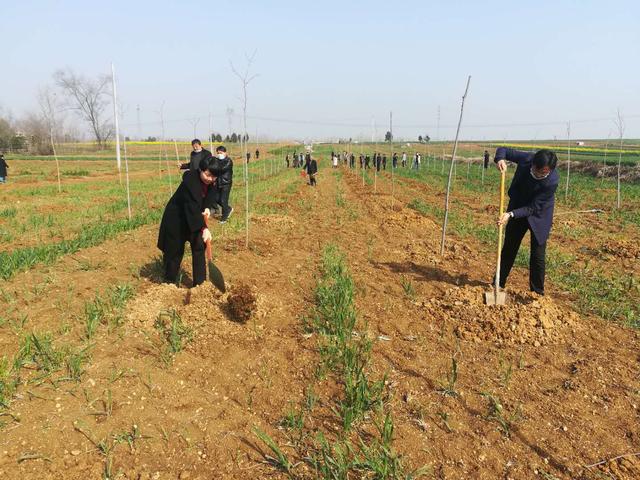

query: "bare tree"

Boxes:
[54, 68, 112, 147]
[440, 75, 471, 256]
[231, 50, 258, 248]
[37, 87, 62, 192]
[565, 122, 571, 203]
[187, 117, 200, 139]
[613, 109, 625, 209]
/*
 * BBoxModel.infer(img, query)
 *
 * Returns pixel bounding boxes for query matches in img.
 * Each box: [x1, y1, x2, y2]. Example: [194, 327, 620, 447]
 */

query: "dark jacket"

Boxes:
[0, 157, 7, 177]
[181, 148, 212, 171]
[306, 159, 318, 175]
[211, 155, 233, 187]
[157, 170, 217, 253]
[495, 147, 559, 244]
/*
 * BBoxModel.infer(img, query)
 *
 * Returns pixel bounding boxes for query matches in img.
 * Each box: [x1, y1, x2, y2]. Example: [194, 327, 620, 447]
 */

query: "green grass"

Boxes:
[0, 207, 17, 218]
[254, 242, 426, 478]
[0, 210, 161, 280]
[0, 356, 18, 409]
[154, 310, 192, 363]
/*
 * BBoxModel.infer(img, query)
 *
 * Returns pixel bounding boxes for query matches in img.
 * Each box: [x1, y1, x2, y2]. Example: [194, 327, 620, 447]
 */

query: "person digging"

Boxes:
[493, 147, 559, 296]
[157, 156, 219, 287]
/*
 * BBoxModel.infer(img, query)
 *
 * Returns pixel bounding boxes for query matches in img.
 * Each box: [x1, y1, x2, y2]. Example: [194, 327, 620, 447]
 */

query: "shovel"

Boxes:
[485, 168, 508, 306]
[204, 215, 226, 293]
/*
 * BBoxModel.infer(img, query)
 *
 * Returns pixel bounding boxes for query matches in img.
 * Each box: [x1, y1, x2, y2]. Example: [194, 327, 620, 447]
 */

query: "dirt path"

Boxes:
[1, 167, 639, 480]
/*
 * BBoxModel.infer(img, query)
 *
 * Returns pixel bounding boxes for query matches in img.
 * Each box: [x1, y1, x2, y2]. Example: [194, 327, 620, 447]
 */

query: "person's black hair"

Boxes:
[533, 149, 558, 170]
[192, 139, 202, 146]
[215, 145, 226, 153]
[199, 155, 216, 173]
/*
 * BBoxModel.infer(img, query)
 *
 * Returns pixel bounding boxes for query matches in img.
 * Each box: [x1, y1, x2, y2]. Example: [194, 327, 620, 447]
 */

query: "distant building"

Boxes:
[576, 141, 585, 146]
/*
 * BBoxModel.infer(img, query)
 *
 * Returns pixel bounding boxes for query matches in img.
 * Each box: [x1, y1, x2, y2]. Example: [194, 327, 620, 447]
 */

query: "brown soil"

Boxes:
[0, 166, 638, 480]
[601, 239, 640, 259]
[226, 284, 258, 323]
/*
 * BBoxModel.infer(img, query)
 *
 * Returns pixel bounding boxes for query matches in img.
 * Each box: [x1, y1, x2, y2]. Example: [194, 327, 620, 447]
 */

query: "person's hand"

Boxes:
[497, 212, 511, 226]
[202, 208, 210, 219]
[202, 228, 212, 243]
[496, 159, 507, 173]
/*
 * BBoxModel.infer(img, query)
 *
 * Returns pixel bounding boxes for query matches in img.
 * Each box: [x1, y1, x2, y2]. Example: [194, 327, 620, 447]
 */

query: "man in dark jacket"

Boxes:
[494, 147, 559, 295]
[158, 156, 218, 286]
[180, 139, 212, 171]
[255, 149, 260, 160]
[0, 154, 8, 183]
[483, 150, 490, 169]
[211, 146, 234, 224]
[306, 155, 318, 186]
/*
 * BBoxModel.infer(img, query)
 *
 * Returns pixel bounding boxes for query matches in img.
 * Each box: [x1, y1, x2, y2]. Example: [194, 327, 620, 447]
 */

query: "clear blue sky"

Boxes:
[2, 0, 639, 141]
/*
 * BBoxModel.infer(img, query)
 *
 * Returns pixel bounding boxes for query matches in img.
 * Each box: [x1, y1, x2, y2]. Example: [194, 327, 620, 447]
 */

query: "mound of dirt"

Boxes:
[126, 280, 262, 330]
[601, 239, 640, 259]
[422, 286, 582, 346]
[226, 283, 258, 323]
[126, 282, 186, 326]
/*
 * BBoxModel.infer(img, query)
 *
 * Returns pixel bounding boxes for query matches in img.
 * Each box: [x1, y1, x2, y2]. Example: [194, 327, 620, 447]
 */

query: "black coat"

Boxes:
[180, 148, 212, 171]
[211, 156, 233, 187]
[495, 147, 559, 244]
[307, 159, 318, 175]
[0, 157, 7, 177]
[157, 170, 217, 253]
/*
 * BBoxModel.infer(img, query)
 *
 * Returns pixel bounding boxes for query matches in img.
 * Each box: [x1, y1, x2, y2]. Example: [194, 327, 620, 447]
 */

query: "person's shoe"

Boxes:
[220, 207, 234, 224]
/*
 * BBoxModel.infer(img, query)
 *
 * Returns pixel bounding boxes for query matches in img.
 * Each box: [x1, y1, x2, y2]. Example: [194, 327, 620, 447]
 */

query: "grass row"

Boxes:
[256, 244, 427, 478]
[0, 210, 161, 280]
[0, 282, 134, 417]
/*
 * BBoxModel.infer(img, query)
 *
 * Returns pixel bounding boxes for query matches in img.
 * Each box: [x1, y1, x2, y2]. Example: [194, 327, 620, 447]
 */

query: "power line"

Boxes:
[120, 111, 640, 131]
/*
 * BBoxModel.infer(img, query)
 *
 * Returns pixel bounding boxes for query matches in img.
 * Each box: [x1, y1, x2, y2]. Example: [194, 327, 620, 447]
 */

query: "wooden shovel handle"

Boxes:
[204, 214, 212, 261]
[494, 169, 506, 292]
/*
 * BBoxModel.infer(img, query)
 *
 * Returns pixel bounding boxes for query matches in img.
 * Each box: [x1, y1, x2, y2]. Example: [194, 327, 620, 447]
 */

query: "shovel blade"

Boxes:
[208, 261, 226, 293]
[484, 290, 507, 306]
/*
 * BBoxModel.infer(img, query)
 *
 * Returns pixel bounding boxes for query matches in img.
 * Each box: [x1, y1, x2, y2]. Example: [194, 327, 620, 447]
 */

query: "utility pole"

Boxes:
[136, 104, 141, 140]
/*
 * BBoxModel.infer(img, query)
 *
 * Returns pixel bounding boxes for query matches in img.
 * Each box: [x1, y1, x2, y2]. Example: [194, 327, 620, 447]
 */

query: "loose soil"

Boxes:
[0, 165, 638, 480]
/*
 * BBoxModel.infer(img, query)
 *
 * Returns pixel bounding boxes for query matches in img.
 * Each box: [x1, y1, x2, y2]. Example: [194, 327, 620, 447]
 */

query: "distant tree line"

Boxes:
[210, 133, 249, 143]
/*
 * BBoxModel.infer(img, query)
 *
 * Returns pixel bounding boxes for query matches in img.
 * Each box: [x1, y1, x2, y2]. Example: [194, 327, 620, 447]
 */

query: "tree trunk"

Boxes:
[440, 76, 471, 256]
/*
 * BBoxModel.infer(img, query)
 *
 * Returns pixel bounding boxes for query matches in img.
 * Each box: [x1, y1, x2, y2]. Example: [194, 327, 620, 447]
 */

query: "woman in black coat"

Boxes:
[157, 156, 218, 286]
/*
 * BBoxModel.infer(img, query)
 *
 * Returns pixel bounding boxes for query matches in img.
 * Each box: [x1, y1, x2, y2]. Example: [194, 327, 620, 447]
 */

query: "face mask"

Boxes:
[217, 153, 226, 160]
[530, 167, 550, 180]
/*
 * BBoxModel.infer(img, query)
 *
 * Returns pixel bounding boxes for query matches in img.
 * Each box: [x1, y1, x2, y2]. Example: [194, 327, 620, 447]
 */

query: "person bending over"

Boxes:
[494, 147, 559, 295]
[158, 156, 218, 286]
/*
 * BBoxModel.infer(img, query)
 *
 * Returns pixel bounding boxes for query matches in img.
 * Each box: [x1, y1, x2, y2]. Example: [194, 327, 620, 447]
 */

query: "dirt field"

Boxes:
[0, 149, 639, 479]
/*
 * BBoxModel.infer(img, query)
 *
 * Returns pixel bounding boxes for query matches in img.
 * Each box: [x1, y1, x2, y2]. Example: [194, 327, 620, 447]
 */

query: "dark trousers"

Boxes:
[215, 184, 232, 220]
[163, 231, 206, 286]
[499, 217, 546, 294]
[309, 174, 317, 186]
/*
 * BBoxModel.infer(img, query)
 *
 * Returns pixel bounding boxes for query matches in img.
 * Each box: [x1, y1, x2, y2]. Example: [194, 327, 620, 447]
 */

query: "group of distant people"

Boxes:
[285, 151, 318, 186]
